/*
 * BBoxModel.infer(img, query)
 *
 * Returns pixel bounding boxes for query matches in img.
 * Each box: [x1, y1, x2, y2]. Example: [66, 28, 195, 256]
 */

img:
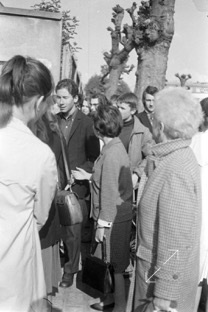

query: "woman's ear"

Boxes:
[36, 96, 44, 112]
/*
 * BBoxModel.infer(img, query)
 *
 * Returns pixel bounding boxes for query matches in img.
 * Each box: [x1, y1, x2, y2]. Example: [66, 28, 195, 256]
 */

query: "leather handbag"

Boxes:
[55, 128, 83, 226]
[82, 237, 114, 294]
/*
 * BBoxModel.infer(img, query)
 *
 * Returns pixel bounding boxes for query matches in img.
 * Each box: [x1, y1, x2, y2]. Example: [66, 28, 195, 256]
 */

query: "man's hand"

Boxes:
[71, 167, 92, 181]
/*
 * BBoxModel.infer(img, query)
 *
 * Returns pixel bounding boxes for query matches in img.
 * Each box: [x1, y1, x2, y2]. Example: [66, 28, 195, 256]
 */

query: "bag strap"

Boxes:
[57, 122, 73, 189]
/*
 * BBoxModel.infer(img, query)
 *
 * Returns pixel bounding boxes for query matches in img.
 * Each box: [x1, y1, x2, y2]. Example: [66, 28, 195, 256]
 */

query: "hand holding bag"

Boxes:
[55, 128, 83, 226]
[82, 236, 114, 294]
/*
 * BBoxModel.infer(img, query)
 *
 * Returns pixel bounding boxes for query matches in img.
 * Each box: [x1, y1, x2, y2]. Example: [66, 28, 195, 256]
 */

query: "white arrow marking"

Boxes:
[145, 250, 179, 283]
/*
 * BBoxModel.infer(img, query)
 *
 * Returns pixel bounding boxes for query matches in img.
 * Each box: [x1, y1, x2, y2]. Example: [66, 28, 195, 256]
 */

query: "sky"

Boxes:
[2, 0, 208, 90]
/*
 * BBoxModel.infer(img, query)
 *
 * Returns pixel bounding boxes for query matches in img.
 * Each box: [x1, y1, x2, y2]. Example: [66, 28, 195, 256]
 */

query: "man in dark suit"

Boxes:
[136, 86, 158, 133]
[55, 79, 100, 288]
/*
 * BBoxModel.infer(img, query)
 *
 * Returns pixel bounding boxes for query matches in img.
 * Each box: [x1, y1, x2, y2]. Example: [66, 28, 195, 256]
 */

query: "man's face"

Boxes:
[144, 93, 155, 113]
[90, 98, 99, 112]
[56, 88, 76, 115]
[117, 102, 135, 122]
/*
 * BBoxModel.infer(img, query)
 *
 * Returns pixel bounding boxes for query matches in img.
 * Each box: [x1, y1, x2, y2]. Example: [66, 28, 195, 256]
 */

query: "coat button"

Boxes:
[173, 274, 178, 280]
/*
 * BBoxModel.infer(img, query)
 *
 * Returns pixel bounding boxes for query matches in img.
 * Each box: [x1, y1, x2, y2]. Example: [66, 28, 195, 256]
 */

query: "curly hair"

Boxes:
[154, 87, 203, 140]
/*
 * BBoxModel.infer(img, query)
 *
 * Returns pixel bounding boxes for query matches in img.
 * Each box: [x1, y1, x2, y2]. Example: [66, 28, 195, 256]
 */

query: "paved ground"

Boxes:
[48, 224, 207, 312]
[50, 241, 133, 312]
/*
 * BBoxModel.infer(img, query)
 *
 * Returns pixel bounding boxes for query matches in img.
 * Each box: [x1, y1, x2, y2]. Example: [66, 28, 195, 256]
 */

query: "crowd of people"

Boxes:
[0, 54, 207, 312]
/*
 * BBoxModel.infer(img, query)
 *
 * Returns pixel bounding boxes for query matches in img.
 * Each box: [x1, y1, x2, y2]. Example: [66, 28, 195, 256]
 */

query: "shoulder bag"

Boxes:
[55, 128, 83, 226]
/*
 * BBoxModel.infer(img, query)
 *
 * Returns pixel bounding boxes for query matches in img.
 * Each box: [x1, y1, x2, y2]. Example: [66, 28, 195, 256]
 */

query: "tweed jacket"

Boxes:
[57, 109, 100, 198]
[137, 139, 201, 310]
[128, 116, 154, 178]
[136, 110, 152, 133]
[91, 137, 133, 224]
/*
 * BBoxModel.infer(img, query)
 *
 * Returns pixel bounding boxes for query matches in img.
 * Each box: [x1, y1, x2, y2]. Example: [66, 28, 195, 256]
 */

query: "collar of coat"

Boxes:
[145, 139, 191, 176]
[133, 115, 148, 134]
[100, 137, 121, 155]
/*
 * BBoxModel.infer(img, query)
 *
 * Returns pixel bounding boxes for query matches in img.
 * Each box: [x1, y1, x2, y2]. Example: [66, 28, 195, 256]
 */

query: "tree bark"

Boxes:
[134, 43, 169, 112]
[134, 0, 176, 111]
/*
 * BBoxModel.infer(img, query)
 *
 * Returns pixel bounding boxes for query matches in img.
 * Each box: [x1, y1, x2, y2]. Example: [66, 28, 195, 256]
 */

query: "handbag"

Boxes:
[82, 236, 114, 294]
[55, 128, 83, 226]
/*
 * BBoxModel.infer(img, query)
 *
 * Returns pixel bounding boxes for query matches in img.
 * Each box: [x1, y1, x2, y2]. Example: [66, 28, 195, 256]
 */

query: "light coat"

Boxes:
[128, 116, 154, 178]
[0, 118, 57, 312]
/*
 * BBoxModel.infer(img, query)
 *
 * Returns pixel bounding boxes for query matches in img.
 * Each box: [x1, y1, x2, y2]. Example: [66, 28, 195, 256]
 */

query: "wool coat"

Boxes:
[0, 117, 57, 312]
[134, 139, 201, 312]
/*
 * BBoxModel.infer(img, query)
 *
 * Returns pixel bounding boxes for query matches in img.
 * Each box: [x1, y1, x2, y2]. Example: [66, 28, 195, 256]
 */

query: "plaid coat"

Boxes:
[135, 139, 201, 312]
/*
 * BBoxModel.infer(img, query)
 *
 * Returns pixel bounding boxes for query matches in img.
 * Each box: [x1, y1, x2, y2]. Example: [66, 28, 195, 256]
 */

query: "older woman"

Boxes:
[133, 87, 203, 312]
[73, 105, 133, 312]
[0, 55, 57, 312]
[191, 97, 208, 312]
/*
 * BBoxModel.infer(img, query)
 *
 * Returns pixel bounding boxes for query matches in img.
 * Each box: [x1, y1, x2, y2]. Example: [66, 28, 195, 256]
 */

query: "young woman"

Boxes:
[0, 55, 57, 312]
[73, 105, 133, 312]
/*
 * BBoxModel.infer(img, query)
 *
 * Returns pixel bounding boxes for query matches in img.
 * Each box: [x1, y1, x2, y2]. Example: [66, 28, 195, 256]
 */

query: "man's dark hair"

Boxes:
[142, 86, 158, 105]
[117, 92, 138, 110]
[55, 79, 78, 98]
[90, 93, 111, 107]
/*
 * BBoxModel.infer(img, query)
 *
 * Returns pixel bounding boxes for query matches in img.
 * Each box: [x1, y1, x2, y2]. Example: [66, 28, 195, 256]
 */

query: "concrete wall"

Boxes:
[0, 6, 62, 84]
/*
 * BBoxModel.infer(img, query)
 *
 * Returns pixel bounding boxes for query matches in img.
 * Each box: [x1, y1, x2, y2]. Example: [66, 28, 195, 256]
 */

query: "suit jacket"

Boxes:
[57, 109, 100, 198]
[136, 110, 152, 133]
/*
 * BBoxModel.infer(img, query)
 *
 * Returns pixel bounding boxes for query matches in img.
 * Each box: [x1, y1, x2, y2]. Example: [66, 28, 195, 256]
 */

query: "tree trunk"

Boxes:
[134, 0, 176, 111]
[105, 66, 123, 99]
[134, 43, 168, 112]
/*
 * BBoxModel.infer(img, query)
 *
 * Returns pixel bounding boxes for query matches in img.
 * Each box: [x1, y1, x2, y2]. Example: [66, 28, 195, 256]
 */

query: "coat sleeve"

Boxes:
[133, 127, 154, 178]
[79, 119, 100, 173]
[34, 148, 58, 231]
[154, 171, 200, 301]
[99, 153, 119, 223]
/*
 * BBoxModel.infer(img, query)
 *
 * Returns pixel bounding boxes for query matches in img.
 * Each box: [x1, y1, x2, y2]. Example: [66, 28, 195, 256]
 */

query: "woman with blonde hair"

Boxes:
[134, 87, 203, 312]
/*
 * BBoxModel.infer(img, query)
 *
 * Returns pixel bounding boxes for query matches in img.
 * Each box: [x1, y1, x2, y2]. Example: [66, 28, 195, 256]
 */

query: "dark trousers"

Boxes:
[61, 223, 81, 274]
[61, 199, 88, 274]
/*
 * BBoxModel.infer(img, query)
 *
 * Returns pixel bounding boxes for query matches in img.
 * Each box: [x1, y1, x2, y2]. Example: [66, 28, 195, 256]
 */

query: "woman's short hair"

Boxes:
[154, 87, 203, 140]
[0, 55, 53, 127]
[55, 78, 78, 98]
[92, 105, 123, 138]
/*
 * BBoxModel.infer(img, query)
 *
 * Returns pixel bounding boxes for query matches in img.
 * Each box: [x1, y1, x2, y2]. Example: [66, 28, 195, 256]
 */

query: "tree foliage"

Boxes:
[84, 73, 131, 99]
[32, 0, 81, 53]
